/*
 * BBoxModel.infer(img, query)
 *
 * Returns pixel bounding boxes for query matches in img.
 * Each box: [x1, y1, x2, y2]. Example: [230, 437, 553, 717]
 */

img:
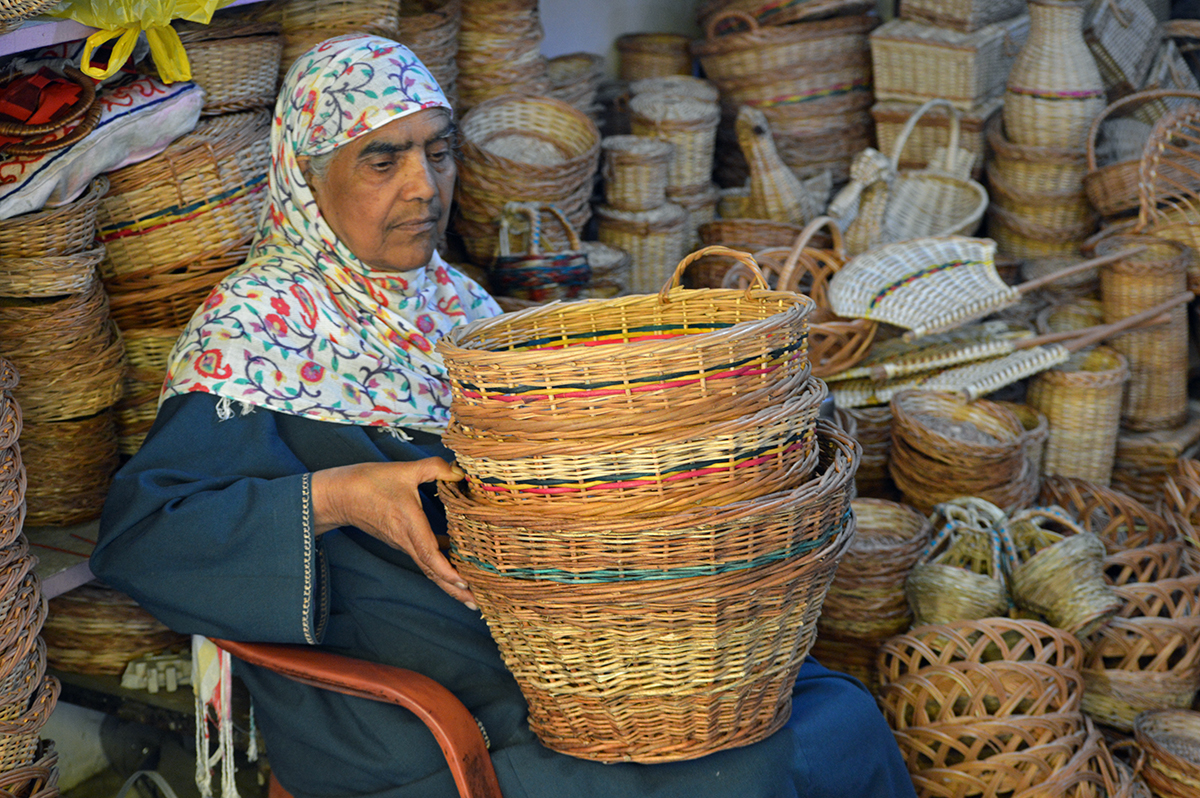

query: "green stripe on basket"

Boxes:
[456, 337, 807, 396]
[454, 507, 850, 583]
[510, 321, 737, 349]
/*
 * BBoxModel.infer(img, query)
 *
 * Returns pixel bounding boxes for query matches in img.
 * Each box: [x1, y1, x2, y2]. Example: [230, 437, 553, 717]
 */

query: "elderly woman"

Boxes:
[92, 35, 915, 798]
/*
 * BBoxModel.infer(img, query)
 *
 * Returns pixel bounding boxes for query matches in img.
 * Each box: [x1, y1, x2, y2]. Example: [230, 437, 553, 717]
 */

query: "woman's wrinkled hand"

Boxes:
[310, 458, 475, 608]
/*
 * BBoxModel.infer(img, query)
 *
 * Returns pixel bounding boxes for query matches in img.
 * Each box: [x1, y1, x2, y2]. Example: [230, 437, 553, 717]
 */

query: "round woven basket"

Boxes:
[0, 676, 58, 774]
[21, 411, 119, 527]
[594, 202, 689, 294]
[577, 241, 631, 298]
[629, 93, 720, 193]
[1027, 346, 1129, 486]
[600, 135, 673, 212]
[444, 377, 825, 516]
[987, 204, 1091, 261]
[0, 244, 104, 300]
[394, 0, 462, 111]
[42, 582, 188, 676]
[985, 115, 1088, 197]
[175, 19, 282, 115]
[845, 404, 895, 498]
[695, 0, 875, 31]
[1104, 540, 1189, 585]
[616, 32, 693, 81]
[0, 177, 106, 259]
[629, 75, 719, 104]
[817, 498, 931, 642]
[1095, 235, 1191, 432]
[987, 162, 1098, 232]
[455, 0, 547, 112]
[546, 51, 604, 113]
[438, 246, 812, 437]
[1134, 709, 1200, 798]
[97, 111, 270, 276]
[441, 421, 858, 763]
[115, 328, 181, 455]
[1040, 474, 1175, 552]
[998, 401, 1049, 478]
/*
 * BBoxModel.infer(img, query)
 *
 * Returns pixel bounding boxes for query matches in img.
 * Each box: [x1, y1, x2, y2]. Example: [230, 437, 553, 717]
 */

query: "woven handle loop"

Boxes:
[777, 215, 844, 291]
[1137, 104, 1200, 229]
[662, 245, 766, 303]
[705, 10, 758, 40]
[892, 98, 963, 173]
[1086, 89, 1200, 170]
[1109, 740, 1147, 775]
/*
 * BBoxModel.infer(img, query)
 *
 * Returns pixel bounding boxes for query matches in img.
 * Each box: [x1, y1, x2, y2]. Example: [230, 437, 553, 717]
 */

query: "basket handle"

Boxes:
[534, 203, 583, 252]
[1108, 740, 1147, 775]
[496, 202, 540, 258]
[661, 245, 768, 303]
[1103, 0, 1133, 28]
[705, 10, 758, 40]
[889, 98, 963, 174]
[776, 215, 844, 290]
[1086, 88, 1200, 170]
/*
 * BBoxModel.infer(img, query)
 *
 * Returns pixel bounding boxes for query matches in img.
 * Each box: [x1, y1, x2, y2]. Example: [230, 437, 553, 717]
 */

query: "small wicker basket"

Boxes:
[0, 177, 106, 259]
[594, 202, 689, 294]
[175, 19, 282, 115]
[615, 33, 693, 82]
[600, 135, 673, 212]
[629, 93, 720, 193]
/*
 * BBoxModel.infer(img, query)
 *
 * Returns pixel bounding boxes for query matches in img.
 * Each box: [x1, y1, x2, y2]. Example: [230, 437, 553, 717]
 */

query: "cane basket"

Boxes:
[441, 422, 858, 763]
[1040, 474, 1174, 552]
[1104, 541, 1189, 586]
[437, 246, 813, 438]
[1134, 709, 1200, 798]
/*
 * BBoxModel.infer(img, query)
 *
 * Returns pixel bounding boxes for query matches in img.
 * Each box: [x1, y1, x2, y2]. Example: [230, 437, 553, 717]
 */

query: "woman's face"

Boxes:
[304, 107, 456, 272]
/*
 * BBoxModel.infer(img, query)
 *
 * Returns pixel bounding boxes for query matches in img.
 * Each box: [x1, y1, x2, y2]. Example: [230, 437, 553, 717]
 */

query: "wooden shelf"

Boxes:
[26, 520, 96, 599]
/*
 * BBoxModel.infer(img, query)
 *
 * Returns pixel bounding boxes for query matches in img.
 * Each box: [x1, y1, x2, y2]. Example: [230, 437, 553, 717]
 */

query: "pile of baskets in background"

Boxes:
[436, 246, 856, 764]
[456, 0, 548, 113]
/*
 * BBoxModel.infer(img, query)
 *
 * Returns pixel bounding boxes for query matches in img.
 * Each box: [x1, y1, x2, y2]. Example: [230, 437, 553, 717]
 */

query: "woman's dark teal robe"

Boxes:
[91, 392, 917, 798]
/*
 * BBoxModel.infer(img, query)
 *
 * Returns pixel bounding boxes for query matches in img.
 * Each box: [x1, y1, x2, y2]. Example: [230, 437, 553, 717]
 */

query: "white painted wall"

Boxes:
[539, 0, 701, 75]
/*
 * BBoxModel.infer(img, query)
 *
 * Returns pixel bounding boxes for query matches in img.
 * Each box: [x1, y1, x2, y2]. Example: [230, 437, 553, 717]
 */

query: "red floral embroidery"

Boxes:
[195, 350, 232, 379]
[271, 296, 291, 316]
[265, 314, 288, 334]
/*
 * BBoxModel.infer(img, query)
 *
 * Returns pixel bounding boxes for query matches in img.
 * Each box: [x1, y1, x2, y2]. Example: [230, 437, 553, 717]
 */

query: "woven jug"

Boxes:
[736, 106, 820, 225]
[1004, 0, 1106, 149]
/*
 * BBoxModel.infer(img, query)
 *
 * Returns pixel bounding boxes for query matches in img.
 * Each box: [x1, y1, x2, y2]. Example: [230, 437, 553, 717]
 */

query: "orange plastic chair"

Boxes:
[211, 639, 503, 798]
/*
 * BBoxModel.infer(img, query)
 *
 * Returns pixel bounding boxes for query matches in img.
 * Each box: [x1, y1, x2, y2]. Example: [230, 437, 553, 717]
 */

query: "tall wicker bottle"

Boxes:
[1003, 0, 1106, 149]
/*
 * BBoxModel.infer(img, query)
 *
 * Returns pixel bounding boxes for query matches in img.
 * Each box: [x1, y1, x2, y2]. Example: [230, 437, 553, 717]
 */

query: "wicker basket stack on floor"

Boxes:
[172, 14, 283, 117]
[97, 111, 270, 455]
[455, 0, 548, 113]
[692, 7, 877, 189]
[0, 179, 121, 526]
[265, 0, 400, 84]
[436, 246, 857, 764]
[879, 616, 1146, 797]
[0, 359, 62, 796]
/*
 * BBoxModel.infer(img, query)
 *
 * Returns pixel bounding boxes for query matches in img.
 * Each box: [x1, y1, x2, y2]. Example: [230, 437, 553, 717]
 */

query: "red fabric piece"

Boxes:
[0, 68, 83, 127]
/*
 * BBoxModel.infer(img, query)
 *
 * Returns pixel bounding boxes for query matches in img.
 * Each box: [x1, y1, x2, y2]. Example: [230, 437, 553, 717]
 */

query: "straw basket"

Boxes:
[115, 328, 180, 455]
[1133, 709, 1200, 798]
[629, 94, 720, 193]
[1095, 234, 1190, 432]
[42, 582, 188, 675]
[600, 135, 673, 212]
[22, 411, 118, 526]
[0, 244, 104, 299]
[987, 162, 1097, 232]
[0, 177, 106, 258]
[1026, 346, 1129, 485]
[697, 218, 806, 253]
[986, 115, 1089, 197]
[1039, 474, 1174, 551]
[1081, 617, 1200, 731]
[871, 97, 999, 177]
[846, 404, 895, 498]
[1104, 541, 1189, 585]
[1112, 402, 1200, 505]
[443, 377, 826, 516]
[889, 391, 1034, 514]
[898, 0, 1026, 33]
[394, 0, 462, 110]
[817, 497, 932, 641]
[0, 676, 57, 774]
[905, 498, 1012, 626]
[615, 33, 692, 82]
[594, 202, 689, 294]
[1112, 575, 1200, 621]
[490, 203, 589, 303]
[438, 246, 812, 437]
[97, 111, 270, 275]
[546, 52, 605, 113]
[577, 241, 631, 299]
[175, 19, 282, 115]
[870, 15, 1029, 111]
[453, 0, 547, 111]
[1005, 507, 1121, 636]
[441, 421, 858, 763]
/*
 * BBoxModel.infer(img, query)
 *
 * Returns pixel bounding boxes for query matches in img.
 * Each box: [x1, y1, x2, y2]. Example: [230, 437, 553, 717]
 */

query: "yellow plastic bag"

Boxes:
[48, 0, 237, 82]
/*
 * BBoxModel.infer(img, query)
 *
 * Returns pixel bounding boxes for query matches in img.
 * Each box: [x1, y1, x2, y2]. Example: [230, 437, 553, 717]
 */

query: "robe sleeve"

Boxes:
[91, 392, 329, 645]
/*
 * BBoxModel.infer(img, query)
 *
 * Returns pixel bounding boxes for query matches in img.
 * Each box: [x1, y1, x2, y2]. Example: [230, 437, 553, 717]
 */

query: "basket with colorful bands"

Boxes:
[437, 246, 813, 438]
[443, 377, 824, 516]
[440, 421, 857, 763]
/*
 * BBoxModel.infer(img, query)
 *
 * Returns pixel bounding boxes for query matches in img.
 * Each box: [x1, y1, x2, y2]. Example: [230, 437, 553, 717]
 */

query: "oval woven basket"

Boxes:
[0, 244, 105, 300]
[22, 411, 119, 526]
[894, 711, 1085, 777]
[629, 93, 720, 192]
[1039, 474, 1175, 552]
[600, 134, 673, 212]
[985, 114, 1088, 196]
[443, 421, 858, 763]
[690, 10, 874, 82]
[438, 246, 813, 437]
[1113, 574, 1200, 621]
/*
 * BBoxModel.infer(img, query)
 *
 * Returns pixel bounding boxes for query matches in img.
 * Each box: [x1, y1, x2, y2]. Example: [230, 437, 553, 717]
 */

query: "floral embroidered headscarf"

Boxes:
[160, 35, 500, 433]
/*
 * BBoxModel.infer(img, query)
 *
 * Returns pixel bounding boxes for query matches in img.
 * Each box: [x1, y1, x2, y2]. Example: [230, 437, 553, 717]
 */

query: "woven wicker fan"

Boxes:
[827, 235, 1144, 340]
[830, 291, 1193, 407]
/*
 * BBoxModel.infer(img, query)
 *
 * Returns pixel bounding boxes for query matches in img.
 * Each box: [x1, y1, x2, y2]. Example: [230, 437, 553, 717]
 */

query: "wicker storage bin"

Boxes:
[42, 582, 187, 676]
[22, 411, 118, 526]
[690, 11, 874, 83]
[988, 163, 1098, 232]
[987, 206, 1091, 261]
[870, 15, 1029, 111]
[0, 177, 105, 259]
[97, 111, 269, 275]
[0, 244, 104, 299]
[440, 421, 858, 763]
[695, 0, 875, 31]
[878, 617, 1085, 681]
[1000, 401, 1049, 477]
[546, 52, 605, 114]
[594, 202, 689, 294]
[629, 94, 720, 193]
[1095, 235, 1190, 432]
[615, 33, 692, 82]
[1112, 402, 1200, 505]
[898, 0, 1025, 33]
[1039, 474, 1174, 552]
[175, 19, 282, 115]
[443, 377, 825, 516]
[1083, 0, 1160, 98]
[871, 97, 999, 177]
[437, 246, 812, 438]
[1026, 346, 1129, 485]
[986, 114, 1089, 197]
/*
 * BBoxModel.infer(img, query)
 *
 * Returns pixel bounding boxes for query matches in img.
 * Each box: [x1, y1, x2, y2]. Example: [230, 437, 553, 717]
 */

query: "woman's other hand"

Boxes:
[310, 458, 475, 608]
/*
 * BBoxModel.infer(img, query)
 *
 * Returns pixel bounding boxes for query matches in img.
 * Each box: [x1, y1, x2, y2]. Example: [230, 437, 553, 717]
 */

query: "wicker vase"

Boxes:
[1004, 0, 1106, 149]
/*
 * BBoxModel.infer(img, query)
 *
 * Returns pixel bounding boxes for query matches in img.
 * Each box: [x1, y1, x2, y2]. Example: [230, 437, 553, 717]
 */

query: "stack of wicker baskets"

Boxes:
[615, 33, 693, 83]
[452, 93, 600, 269]
[692, 7, 877, 188]
[436, 246, 856, 764]
[0, 179, 122, 526]
[455, 0, 548, 113]
[98, 111, 271, 455]
[172, 13, 283, 117]
[546, 52, 605, 120]
[811, 498, 931, 693]
[868, 3, 1027, 177]
[879, 616, 1146, 796]
[396, 0, 463, 112]
[0, 358, 62, 796]
[266, 0, 400, 83]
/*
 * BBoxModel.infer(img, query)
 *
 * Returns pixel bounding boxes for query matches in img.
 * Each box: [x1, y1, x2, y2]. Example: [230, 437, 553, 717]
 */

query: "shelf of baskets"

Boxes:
[0, 0, 264, 59]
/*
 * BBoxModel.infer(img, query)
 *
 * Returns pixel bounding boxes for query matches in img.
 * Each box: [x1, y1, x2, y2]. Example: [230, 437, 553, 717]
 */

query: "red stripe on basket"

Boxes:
[458, 360, 788, 403]
[478, 441, 809, 495]
[1006, 85, 1106, 101]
